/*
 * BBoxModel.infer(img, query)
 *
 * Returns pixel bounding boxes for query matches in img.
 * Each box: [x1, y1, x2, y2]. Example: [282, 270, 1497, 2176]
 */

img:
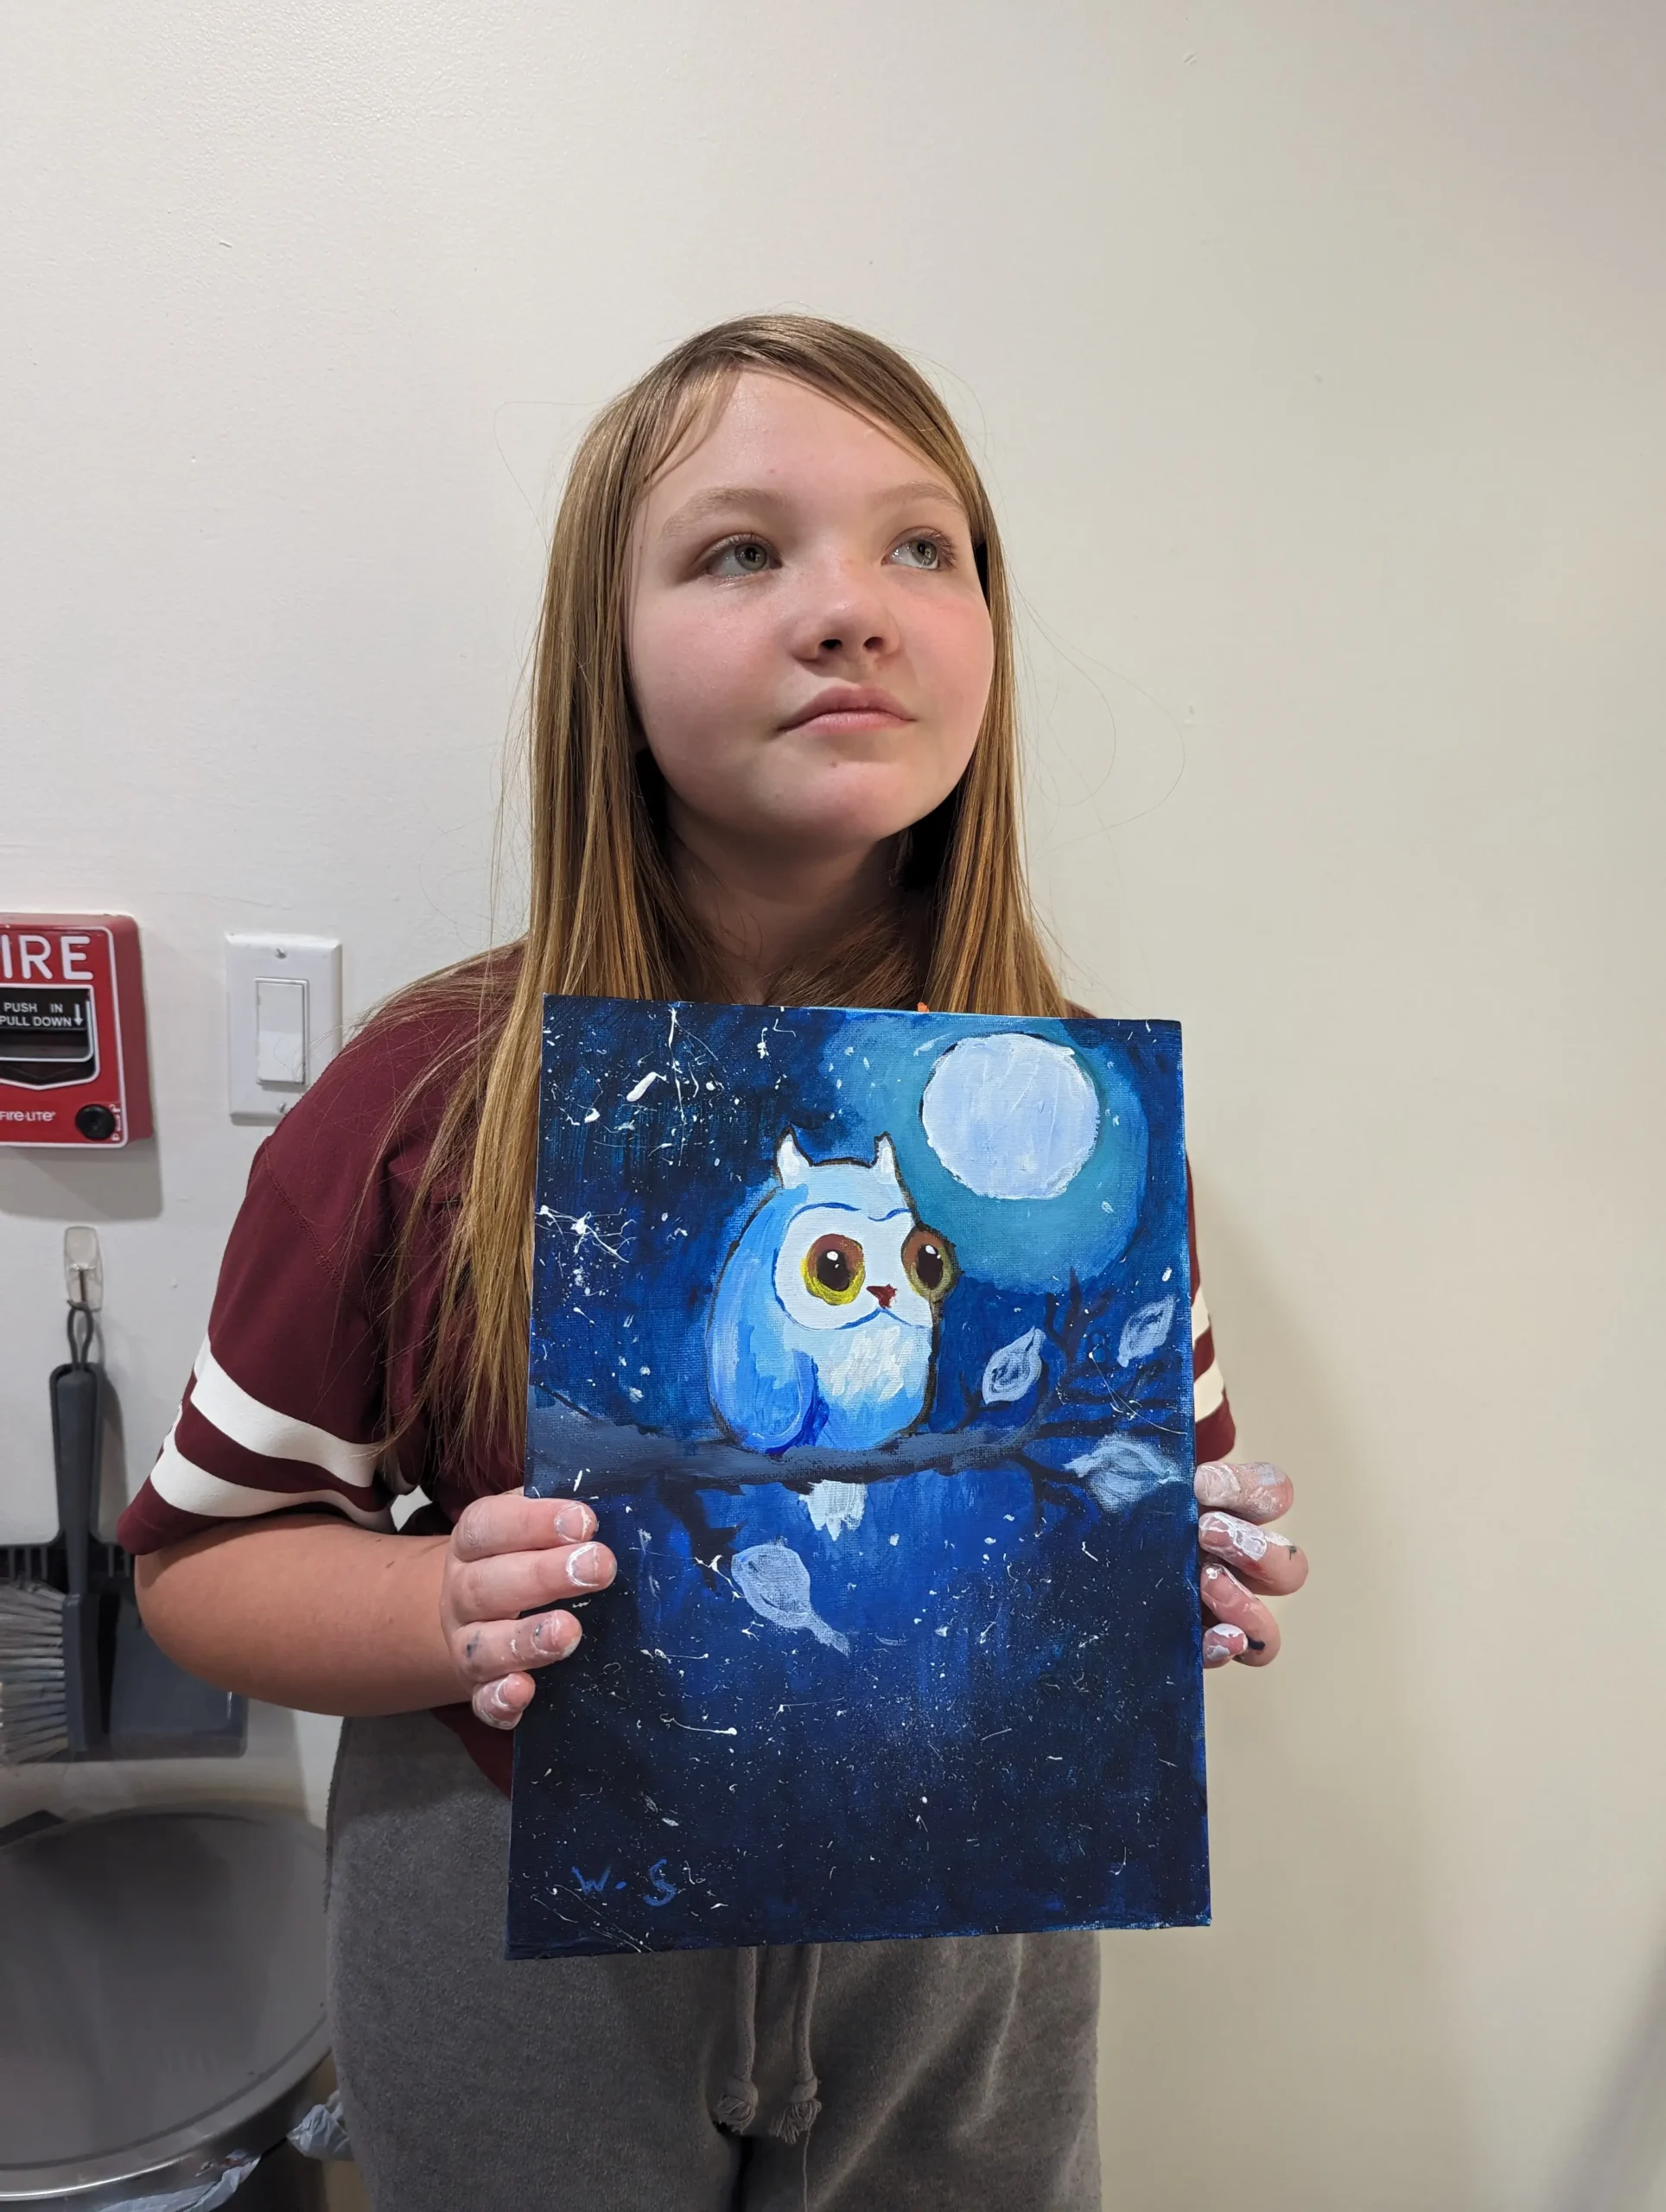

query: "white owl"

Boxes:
[706, 1132, 957, 1456]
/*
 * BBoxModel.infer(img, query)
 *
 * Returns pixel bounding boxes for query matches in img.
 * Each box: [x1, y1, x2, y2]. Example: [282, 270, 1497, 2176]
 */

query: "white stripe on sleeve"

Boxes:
[1192, 1290, 1210, 1343]
[189, 1339, 384, 1490]
[149, 1425, 394, 1531]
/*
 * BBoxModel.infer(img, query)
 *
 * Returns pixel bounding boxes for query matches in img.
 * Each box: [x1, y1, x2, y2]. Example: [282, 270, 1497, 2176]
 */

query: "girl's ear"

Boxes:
[872, 1135, 900, 1182]
[776, 1132, 811, 1186]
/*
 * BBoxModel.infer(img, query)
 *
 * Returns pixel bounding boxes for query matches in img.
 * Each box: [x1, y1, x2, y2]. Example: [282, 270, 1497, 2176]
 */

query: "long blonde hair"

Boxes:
[389, 314, 1068, 1461]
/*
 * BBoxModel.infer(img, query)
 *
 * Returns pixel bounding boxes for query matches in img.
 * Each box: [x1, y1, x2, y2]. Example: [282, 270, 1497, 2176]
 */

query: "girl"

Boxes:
[124, 315, 1307, 2212]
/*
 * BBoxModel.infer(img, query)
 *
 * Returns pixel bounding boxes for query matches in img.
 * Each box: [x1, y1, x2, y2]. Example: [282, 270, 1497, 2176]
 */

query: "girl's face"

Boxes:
[627, 372, 994, 869]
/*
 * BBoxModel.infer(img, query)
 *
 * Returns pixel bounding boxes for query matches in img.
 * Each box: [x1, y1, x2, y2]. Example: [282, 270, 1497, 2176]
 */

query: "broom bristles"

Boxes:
[0, 1581, 69, 1764]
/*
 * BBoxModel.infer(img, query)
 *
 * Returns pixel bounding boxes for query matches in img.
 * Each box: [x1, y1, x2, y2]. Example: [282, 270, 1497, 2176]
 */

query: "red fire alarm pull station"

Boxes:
[0, 916, 153, 1147]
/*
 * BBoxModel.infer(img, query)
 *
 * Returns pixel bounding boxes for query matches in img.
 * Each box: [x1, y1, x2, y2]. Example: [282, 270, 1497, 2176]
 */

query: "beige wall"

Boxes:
[3, 6, 1662, 2206]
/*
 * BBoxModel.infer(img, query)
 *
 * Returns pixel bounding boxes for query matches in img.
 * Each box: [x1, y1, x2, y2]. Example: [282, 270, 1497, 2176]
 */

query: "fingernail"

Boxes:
[1202, 1563, 1245, 1600]
[568, 1542, 612, 1590]
[480, 1681, 519, 1730]
[1199, 1511, 1268, 1563]
[553, 1502, 595, 1541]
[1194, 1461, 1239, 1507]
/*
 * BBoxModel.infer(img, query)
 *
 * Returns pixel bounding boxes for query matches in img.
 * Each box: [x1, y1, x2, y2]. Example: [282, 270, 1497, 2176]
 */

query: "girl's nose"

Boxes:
[796, 562, 898, 663]
[871, 1284, 896, 1308]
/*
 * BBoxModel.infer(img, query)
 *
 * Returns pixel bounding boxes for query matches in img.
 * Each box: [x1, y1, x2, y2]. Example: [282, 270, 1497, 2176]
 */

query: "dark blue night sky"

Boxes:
[506, 999, 1208, 1956]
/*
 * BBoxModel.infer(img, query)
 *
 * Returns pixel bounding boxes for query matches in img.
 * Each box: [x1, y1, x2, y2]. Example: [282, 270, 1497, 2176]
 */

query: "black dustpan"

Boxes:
[0, 1229, 247, 1763]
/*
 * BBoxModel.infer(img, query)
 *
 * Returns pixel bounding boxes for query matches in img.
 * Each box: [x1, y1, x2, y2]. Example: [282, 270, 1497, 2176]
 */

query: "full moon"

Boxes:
[920, 1033, 1101, 1200]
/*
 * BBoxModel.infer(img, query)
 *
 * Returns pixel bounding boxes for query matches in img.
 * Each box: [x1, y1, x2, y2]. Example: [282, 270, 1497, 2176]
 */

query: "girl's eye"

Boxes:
[890, 535, 948, 571]
[902, 1224, 957, 1300]
[803, 1234, 865, 1306]
[707, 537, 776, 577]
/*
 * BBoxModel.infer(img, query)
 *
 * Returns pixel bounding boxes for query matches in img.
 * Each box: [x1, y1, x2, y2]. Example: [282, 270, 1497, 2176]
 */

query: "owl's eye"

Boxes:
[902, 1225, 957, 1301]
[803, 1234, 866, 1306]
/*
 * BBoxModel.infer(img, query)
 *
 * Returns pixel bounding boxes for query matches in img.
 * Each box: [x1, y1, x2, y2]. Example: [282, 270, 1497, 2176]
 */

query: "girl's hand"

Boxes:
[1193, 1461, 1307, 1669]
[438, 1490, 616, 1729]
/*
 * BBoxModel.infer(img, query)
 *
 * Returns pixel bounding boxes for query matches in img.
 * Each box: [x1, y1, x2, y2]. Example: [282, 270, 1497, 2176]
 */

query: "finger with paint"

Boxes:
[440, 1487, 618, 1728]
[1194, 1458, 1294, 1524]
[1197, 1510, 1307, 1596]
[1193, 1460, 1304, 1669]
[1199, 1560, 1284, 1667]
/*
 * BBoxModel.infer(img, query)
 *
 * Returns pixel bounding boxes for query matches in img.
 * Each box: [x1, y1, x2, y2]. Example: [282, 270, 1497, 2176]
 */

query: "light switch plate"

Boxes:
[226, 933, 341, 1120]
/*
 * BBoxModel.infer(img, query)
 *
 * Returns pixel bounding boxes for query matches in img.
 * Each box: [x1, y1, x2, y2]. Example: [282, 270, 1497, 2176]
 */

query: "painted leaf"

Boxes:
[1117, 1296, 1176, 1367]
[1067, 1433, 1186, 1511]
[981, 1326, 1046, 1405]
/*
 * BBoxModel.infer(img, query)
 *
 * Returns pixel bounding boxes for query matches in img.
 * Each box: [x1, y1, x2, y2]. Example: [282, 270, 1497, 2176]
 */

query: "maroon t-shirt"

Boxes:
[118, 1007, 1237, 1795]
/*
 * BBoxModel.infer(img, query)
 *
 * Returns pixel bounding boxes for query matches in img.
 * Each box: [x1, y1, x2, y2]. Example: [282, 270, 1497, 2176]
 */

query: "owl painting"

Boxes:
[706, 1132, 958, 1453]
[516, 998, 1208, 1962]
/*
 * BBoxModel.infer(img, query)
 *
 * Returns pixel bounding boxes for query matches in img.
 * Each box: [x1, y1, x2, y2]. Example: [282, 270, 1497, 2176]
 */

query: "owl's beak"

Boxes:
[871, 1284, 896, 1309]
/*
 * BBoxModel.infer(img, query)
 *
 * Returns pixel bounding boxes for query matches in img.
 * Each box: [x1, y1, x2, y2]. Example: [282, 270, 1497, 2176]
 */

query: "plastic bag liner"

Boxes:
[104, 2156, 261, 2212]
[286, 2092, 352, 2162]
[105, 2097, 353, 2210]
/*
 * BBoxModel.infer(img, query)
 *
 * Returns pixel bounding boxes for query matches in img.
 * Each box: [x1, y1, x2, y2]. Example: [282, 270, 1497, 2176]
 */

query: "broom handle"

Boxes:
[49, 1362, 101, 1602]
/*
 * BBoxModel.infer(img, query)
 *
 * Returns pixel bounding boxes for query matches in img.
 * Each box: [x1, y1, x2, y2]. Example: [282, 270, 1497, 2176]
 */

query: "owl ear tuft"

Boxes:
[872, 1135, 900, 1182]
[775, 1132, 811, 1187]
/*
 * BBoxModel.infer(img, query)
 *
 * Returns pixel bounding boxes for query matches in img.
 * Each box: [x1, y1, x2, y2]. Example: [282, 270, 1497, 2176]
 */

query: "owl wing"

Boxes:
[707, 1239, 816, 1452]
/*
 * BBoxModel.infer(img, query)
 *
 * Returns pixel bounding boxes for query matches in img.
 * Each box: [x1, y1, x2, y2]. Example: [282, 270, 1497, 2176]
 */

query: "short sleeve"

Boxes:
[116, 1144, 404, 1553]
[1187, 1173, 1237, 1464]
[112, 1016, 461, 1554]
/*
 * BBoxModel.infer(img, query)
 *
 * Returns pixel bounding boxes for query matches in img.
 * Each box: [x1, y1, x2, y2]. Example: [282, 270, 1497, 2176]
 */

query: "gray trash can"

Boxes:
[0, 1807, 331, 2208]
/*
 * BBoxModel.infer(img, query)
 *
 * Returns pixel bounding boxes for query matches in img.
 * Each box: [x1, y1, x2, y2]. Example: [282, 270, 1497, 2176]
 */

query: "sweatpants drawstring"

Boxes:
[770, 1942, 823, 2145]
[713, 1943, 823, 2144]
[714, 1944, 761, 2131]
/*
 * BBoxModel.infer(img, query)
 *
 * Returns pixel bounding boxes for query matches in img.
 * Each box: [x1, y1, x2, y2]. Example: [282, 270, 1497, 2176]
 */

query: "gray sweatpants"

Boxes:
[326, 1711, 1102, 2212]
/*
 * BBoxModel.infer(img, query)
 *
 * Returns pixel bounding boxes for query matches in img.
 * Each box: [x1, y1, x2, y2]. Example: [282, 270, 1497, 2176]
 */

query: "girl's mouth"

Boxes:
[782, 685, 914, 734]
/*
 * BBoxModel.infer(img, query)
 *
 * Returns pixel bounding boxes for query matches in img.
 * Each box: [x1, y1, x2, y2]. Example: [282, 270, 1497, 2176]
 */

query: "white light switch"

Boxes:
[226, 934, 341, 1120]
[255, 978, 308, 1087]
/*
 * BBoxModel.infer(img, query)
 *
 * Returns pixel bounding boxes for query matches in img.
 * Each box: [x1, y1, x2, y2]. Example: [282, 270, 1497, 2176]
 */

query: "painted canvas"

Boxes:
[506, 999, 1208, 1957]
